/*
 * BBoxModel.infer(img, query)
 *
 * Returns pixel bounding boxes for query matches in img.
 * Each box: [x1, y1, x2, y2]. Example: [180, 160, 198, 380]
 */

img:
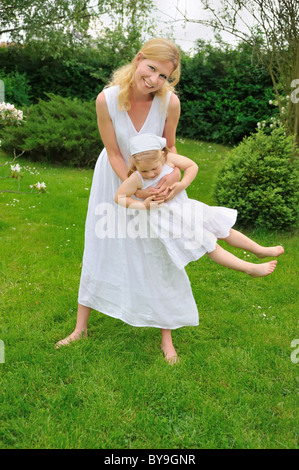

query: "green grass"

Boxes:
[0, 139, 298, 449]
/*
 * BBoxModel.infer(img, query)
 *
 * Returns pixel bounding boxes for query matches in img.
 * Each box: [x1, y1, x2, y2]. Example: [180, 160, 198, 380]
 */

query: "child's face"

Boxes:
[137, 160, 163, 179]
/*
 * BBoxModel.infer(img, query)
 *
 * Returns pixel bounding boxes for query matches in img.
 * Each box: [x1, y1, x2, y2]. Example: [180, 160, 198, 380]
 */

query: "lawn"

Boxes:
[0, 139, 298, 449]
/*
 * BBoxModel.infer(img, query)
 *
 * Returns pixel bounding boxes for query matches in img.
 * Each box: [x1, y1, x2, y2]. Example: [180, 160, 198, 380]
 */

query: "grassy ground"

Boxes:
[0, 139, 298, 449]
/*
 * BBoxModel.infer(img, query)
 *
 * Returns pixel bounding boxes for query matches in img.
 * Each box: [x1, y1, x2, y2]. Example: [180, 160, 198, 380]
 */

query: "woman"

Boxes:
[56, 38, 199, 363]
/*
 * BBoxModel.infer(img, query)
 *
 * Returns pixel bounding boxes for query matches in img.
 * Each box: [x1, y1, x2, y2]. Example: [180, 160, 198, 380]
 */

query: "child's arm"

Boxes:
[165, 153, 198, 201]
[115, 172, 161, 210]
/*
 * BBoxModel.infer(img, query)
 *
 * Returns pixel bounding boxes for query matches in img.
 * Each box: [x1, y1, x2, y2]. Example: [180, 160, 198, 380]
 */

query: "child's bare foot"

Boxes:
[256, 245, 284, 258]
[161, 343, 179, 365]
[247, 260, 277, 278]
[55, 329, 87, 349]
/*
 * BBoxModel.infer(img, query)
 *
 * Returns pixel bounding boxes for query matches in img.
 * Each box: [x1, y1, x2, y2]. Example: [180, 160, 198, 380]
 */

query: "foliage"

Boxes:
[214, 126, 299, 230]
[0, 0, 155, 58]
[0, 70, 32, 107]
[177, 41, 275, 145]
[0, 93, 103, 167]
[187, 0, 299, 142]
[0, 43, 111, 103]
[0, 38, 142, 104]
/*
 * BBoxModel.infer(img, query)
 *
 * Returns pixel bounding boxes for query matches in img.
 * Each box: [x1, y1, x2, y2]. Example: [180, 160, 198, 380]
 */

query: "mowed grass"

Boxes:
[0, 139, 298, 449]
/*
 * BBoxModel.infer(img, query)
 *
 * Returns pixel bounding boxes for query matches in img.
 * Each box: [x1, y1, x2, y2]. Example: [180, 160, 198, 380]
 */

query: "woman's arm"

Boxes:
[96, 92, 128, 182]
[163, 93, 181, 153]
[115, 173, 162, 210]
[153, 93, 181, 196]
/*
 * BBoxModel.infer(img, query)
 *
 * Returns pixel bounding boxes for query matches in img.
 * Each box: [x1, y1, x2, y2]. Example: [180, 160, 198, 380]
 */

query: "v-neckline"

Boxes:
[126, 95, 156, 134]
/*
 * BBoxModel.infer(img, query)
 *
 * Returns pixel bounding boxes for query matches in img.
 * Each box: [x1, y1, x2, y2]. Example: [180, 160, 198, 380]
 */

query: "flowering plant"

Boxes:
[0, 102, 23, 124]
[0, 102, 46, 195]
[257, 96, 289, 132]
[10, 163, 22, 178]
[29, 182, 47, 193]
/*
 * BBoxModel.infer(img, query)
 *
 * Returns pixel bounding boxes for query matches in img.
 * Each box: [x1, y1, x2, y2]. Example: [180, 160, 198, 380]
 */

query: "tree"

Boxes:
[0, 0, 154, 57]
[176, 0, 299, 143]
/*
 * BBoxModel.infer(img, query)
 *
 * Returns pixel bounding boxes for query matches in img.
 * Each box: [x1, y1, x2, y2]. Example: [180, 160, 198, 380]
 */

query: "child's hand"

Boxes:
[135, 187, 161, 200]
[143, 195, 165, 210]
[154, 167, 181, 197]
[164, 182, 185, 202]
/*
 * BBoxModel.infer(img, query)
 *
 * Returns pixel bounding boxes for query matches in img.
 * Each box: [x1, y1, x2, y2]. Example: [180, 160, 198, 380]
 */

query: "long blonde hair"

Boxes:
[106, 38, 181, 111]
[127, 147, 169, 177]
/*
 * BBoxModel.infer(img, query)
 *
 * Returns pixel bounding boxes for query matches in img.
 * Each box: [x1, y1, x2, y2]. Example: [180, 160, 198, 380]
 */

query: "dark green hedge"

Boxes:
[0, 40, 277, 146]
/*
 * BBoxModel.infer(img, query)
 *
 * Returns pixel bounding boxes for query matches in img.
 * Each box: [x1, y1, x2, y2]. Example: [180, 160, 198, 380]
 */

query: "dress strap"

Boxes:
[135, 171, 144, 185]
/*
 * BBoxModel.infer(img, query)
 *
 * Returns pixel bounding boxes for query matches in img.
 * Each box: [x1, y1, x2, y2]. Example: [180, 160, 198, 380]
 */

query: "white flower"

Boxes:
[11, 163, 21, 173]
[269, 100, 273, 104]
[33, 181, 47, 191]
[0, 102, 24, 123]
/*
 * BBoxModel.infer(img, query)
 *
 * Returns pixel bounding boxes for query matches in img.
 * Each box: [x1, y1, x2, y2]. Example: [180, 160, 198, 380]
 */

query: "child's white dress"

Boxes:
[133, 164, 237, 270]
[78, 86, 199, 330]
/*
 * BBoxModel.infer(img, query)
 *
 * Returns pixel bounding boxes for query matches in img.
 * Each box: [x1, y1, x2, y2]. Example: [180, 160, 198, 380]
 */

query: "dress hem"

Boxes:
[78, 298, 199, 330]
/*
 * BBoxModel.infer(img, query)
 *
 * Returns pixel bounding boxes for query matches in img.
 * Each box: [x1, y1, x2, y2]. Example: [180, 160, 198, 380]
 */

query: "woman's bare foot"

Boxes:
[247, 260, 277, 278]
[55, 329, 87, 349]
[256, 245, 284, 259]
[161, 343, 179, 365]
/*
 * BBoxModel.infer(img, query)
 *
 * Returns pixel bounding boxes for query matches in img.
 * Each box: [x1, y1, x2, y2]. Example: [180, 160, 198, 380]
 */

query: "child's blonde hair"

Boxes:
[106, 38, 181, 111]
[127, 147, 169, 177]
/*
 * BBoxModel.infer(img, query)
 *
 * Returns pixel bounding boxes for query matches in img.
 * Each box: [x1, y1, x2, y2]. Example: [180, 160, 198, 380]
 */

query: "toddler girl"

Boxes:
[115, 134, 284, 363]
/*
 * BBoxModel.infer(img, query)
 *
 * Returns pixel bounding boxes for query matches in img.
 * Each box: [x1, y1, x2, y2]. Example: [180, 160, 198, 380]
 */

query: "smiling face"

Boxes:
[133, 55, 175, 95]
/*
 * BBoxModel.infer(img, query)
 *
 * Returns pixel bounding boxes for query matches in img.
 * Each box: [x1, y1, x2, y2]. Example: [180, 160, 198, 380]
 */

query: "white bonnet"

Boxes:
[129, 133, 166, 156]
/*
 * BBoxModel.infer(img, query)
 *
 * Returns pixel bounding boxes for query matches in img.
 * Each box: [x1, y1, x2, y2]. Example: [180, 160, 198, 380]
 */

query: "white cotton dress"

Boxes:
[133, 164, 238, 271]
[78, 85, 199, 330]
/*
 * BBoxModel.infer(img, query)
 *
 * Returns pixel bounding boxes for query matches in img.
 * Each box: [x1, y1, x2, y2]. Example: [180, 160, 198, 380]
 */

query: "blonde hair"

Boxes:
[106, 38, 181, 111]
[127, 147, 169, 177]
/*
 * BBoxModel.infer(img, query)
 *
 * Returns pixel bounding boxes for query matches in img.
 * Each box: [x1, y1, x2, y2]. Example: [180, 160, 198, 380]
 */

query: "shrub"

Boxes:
[1, 93, 103, 167]
[0, 70, 32, 106]
[214, 126, 298, 230]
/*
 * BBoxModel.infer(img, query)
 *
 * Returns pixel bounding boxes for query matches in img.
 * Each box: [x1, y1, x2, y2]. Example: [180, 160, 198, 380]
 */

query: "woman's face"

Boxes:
[134, 54, 174, 95]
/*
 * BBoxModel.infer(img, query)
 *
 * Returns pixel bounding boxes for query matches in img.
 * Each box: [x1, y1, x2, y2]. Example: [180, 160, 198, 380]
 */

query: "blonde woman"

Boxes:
[56, 38, 198, 362]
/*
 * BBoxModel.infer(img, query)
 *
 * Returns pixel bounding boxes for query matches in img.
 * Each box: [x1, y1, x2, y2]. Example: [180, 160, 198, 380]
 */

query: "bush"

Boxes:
[0, 70, 32, 107]
[214, 126, 299, 230]
[177, 41, 275, 145]
[1, 93, 103, 167]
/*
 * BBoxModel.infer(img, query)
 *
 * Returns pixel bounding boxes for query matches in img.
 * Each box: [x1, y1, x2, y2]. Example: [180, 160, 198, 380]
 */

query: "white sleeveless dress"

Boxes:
[78, 86, 199, 329]
[134, 164, 237, 270]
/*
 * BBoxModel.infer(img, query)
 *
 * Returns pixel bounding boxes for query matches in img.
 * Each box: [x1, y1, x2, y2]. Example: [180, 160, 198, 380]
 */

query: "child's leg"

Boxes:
[207, 243, 277, 277]
[221, 229, 284, 258]
[160, 329, 179, 364]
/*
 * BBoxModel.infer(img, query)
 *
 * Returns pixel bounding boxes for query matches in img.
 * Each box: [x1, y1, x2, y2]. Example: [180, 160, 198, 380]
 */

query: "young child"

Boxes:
[115, 133, 283, 276]
[115, 133, 284, 363]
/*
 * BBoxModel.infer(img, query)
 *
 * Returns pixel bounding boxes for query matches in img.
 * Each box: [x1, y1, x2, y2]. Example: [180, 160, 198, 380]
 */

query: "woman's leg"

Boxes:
[160, 329, 179, 364]
[221, 229, 284, 258]
[55, 303, 91, 348]
[207, 243, 277, 277]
